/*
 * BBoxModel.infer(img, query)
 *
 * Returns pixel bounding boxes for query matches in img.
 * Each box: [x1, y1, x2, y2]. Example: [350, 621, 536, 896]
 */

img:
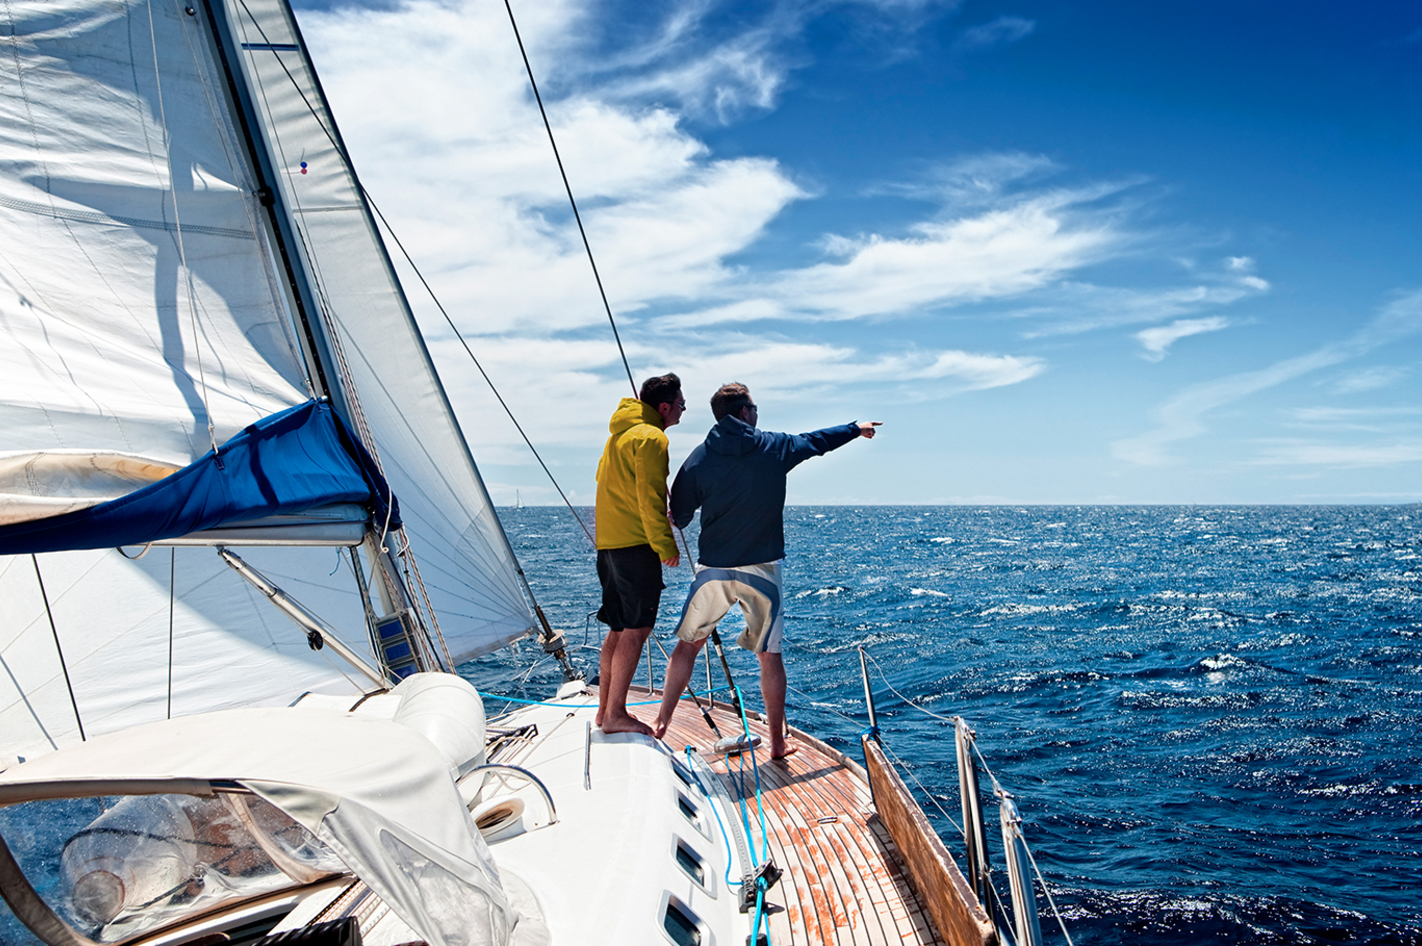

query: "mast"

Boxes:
[195, 0, 348, 425]
[194, 0, 448, 673]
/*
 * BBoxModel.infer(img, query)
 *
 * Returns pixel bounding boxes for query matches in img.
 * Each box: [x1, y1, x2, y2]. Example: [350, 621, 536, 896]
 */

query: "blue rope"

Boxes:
[486, 686, 731, 709]
[752, 877, 768, 946]
[691, 698, 773, 945]
[690, 746, 742, 886]
[731, 685, 771, 863]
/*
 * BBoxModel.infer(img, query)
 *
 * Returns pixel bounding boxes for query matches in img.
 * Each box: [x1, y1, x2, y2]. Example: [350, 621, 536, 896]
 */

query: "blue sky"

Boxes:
[292, 0, 1422, 503]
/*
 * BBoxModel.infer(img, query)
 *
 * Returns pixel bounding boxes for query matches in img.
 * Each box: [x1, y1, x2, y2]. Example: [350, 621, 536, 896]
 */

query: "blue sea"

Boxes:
[476, 505, 1422, 946]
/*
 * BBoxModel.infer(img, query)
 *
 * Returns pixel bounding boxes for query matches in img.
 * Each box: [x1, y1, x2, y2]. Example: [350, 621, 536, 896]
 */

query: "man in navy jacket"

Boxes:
[652, 382, 879, 757]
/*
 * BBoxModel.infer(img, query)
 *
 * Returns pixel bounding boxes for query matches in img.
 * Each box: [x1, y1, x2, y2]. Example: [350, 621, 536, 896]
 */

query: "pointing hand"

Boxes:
[858, 421, 882, 439]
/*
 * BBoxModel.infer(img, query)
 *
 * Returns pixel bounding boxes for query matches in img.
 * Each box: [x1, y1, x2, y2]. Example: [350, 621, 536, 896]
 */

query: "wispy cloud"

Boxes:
[1328, 365, 1412, 394]
[1112, 290, 1422, 465]
[1286, 406, 1422, 429]
[1135, 316, 1229, 361]
[433, 332, 1040, 453]
[1250, 441, 1422, 468]
[954, 15, 1035, 53]
[870, 152, 1058, 206]
[1022, 256, 1268, 338]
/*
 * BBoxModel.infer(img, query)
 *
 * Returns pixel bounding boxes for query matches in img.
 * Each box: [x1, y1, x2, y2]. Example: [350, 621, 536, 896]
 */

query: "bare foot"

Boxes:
[770, 742, 800, 761]
[595, 708, 604, 727]
[601, 711, 654, 737]
[652, 717, 670, 739]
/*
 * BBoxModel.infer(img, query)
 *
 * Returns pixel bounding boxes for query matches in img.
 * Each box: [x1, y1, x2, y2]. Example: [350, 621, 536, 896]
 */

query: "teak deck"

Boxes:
[303, 687, 993, 946]
[651, 686, 994, 946]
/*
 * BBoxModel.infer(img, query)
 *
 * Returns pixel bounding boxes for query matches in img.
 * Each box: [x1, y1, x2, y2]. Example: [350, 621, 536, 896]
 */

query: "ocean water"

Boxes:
[476, 504, 1422, 946]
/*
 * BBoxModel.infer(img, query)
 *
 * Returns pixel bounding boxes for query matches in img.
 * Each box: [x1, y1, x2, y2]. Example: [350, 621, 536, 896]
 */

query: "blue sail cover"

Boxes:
[0, 401, 398, 555]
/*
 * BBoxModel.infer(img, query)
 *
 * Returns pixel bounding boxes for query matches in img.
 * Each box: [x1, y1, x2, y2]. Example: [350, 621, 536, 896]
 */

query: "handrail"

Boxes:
[458, 763, 558, 826]
[860, 646, 1073, 946]
[999, 794, 1044, 946]
[955, 718, 992, 905]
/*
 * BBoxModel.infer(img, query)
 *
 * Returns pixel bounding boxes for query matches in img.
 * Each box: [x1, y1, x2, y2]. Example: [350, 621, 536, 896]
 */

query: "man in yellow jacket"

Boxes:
[595, 373, 684, 735]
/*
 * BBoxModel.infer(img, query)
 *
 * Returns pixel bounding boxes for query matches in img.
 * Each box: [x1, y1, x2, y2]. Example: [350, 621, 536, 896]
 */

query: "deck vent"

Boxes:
[674, 839, 706, 887]
[663, 900, 702, 946]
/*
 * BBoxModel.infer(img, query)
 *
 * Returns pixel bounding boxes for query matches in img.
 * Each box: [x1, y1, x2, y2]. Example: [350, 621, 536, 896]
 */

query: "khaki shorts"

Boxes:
[674, 562, 784, 654]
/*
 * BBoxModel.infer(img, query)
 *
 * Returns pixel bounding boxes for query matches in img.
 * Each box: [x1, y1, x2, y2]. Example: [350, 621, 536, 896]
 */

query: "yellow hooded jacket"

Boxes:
[595, 398, 677, 560]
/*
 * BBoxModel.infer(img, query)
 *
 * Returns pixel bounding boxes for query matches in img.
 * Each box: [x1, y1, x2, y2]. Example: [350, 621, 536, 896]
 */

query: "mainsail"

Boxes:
[0, 0, 536, 763]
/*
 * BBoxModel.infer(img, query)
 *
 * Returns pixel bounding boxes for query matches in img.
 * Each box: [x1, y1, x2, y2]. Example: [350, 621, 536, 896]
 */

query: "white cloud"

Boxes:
[1135, 316, 1229, 361]
[869, 152, 1057, 206]
[1286, 406, 1422, 428]
[766, 186, 1128, 321]
[1113, 290, 1422, 465]
[297, 0, 1337, 502]
[435, 330, 1043, 457]
[955, 16, 1036, 52]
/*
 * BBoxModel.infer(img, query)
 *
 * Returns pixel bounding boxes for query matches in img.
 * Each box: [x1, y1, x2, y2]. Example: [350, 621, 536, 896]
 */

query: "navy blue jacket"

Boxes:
[670, 416, 860, 567]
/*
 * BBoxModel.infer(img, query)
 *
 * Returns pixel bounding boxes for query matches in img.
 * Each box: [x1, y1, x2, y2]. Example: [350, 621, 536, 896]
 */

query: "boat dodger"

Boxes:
[0, 696, 548, 946]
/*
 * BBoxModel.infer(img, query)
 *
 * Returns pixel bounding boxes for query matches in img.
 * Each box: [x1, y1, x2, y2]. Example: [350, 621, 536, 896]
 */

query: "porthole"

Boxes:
[673, 837, 707, 889]
[659, 894, 711, 946]
[675, 791, 709, 840]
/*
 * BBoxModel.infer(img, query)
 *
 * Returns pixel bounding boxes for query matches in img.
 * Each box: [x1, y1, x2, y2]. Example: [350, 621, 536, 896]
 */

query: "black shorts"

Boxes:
[596, 545, 665, 631]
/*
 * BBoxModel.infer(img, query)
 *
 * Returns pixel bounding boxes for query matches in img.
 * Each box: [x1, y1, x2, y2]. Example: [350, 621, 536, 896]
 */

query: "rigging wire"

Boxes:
[32, 555, 84, 742]
[168, 548, 175, 720]
[863, 648, 957, 724]
[233, 0, 452, 667]
[365, 200, 596, 548]
[1021, 839, 1077, 946]
[501, 0, 637, 397]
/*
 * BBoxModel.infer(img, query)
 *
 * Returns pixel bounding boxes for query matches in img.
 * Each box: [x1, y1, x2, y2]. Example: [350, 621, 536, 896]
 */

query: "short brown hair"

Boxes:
[710, 382, 752, 421]
[639, 373, 682, 409]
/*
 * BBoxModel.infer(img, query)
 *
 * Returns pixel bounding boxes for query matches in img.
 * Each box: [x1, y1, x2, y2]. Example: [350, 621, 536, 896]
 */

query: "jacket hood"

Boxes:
[609, 397, 664, 434]
[706, 415, 758, 456]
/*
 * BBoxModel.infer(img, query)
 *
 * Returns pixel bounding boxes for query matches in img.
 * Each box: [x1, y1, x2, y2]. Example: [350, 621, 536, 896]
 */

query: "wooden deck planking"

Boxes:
[653, 691, 950, 946]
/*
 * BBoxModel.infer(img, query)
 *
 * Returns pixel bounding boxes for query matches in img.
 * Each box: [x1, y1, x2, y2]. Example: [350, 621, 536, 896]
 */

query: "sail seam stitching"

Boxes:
[0, 194, 253, 239]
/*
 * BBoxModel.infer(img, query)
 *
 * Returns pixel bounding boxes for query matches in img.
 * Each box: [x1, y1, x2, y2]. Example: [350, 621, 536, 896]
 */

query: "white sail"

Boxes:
[0, 0, 310, 470]
[0, 0, 536, 763]
[0, 546, 380, 764]
[223, 0, 536, 662]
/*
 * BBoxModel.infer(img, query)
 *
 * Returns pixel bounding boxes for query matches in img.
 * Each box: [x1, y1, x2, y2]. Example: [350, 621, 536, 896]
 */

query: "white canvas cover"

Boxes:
[0, 707, 547, 946]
